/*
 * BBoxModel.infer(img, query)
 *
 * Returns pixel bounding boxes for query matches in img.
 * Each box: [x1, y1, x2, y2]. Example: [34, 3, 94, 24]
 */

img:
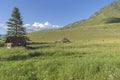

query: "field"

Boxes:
[1, 40, 120, 80]
[1, 23, 120, 80]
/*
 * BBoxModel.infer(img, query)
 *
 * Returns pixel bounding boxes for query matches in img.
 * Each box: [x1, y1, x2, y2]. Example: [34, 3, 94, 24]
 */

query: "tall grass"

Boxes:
[0, 39, 120, 80]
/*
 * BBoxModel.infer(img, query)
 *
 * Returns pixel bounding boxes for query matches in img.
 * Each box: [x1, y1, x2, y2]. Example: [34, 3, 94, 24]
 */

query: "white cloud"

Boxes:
[0, 24, 8, 29]
[24, 22, 63, 32]
[44, 22, 52, 27]
[32, 22, 44, 28]
[0, 22, 63, 33]
[0, 24, 8, 34]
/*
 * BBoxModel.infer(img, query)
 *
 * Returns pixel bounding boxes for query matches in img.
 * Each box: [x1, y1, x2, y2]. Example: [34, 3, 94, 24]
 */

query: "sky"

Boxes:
[0, 0, 115, 34]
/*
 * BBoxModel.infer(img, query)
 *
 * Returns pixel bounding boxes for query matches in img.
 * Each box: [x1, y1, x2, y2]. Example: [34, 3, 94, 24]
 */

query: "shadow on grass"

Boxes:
[27, 42, 52, 45]
[26, 42, 54, 50]
[0, 52, 43, 61]
[105, 17, 120, 23]
[26, 45, 51, 50]
[0, 52, 89, 61]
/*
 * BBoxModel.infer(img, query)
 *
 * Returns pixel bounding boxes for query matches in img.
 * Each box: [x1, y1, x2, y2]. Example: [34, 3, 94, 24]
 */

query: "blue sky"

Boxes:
[0, 0, 115, 34]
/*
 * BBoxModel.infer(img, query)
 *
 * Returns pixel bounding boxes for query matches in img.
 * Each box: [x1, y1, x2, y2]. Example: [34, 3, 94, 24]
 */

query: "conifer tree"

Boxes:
[7, 7, 25, 36]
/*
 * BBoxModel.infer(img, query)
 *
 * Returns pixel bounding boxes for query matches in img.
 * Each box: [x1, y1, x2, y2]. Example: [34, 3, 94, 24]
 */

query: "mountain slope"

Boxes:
[28, 1, 120, 42]
[64, 1, 120, 29]
[27, 23, 120, 42]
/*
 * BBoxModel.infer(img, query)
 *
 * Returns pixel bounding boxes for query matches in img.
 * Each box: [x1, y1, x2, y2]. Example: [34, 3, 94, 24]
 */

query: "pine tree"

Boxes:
[6, 7, 25, 36]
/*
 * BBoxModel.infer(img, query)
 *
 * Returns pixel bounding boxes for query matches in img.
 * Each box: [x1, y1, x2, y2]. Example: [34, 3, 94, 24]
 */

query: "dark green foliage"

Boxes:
[105, 17, 120, 23]
[6, 7, 25, 36]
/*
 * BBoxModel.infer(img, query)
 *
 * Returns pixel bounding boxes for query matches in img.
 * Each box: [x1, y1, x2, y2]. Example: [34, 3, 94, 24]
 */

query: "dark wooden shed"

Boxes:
[5, 36, 27, 48]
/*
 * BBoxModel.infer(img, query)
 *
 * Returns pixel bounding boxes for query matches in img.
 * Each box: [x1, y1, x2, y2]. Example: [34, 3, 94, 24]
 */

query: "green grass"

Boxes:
[1, 39, 120, 80]
[28, 23, 120, 42]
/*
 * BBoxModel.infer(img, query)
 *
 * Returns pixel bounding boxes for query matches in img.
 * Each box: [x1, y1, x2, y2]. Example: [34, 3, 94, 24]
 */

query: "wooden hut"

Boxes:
[5, 36, 26, 48]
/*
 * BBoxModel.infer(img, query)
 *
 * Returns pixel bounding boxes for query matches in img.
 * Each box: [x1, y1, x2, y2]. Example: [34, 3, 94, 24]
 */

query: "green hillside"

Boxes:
[64, 0, 120, 29]
[27, 23, 120, 42]
[27, 1, 120, 42]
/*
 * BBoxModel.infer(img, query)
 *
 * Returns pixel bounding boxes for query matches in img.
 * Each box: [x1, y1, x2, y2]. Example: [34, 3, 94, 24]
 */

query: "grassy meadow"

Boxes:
[28, 23, 120, 42]
[1, 23, 120, 79]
